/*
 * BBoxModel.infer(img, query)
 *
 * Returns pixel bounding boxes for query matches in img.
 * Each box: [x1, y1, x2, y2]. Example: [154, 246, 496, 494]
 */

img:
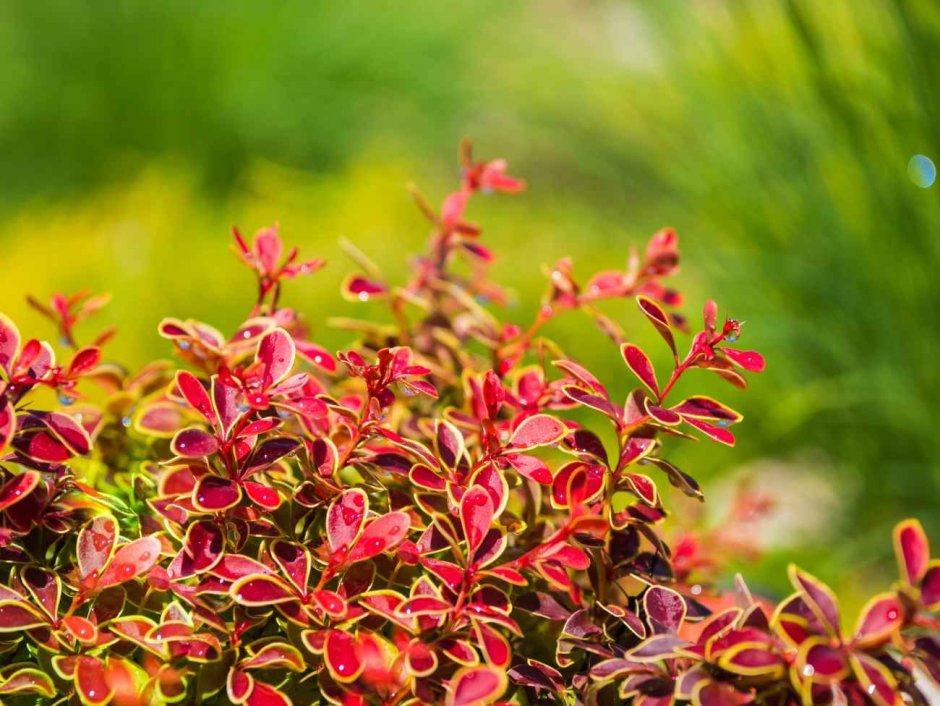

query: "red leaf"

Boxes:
[193, 476, 242, 512]
[324, 630, 363, 683]
[472, 619, 511, 668]
[243, 481, 281, 510]
[460, 486, 495, 555]
[270, 540, 311, 593]
[341, 274, 388, 302]
[231, 574, 297, 606]
[257, 328, 295, 386]
[894, 518, 929, 586]
[508, 414, 566, 451]
[620, 344, 659, 397]
[170, 520, 223, 578]
[0, 600, 47, 631]
[311, 590, 347, 619]
[75, 656, 113, 706]
[68, 347, 101, 377]
[0, 471, 40, 511]
[21, 566, 60, 619]
[98, 536, 162, 589]
[504, 454, 552, 485]
[852, 593, 903, 648]
[0, 667, 54, 697]
[921, 564, 940, 608]
[409, 464, 446, 491]
[62, 615, 98, 644]
[0, 314, 20, 376]
[644, 586, 686, 634]
[175, 371, 217, 426]
[788, 565, 840, 637]
[77, 516, 117, 580]
[446, 665, 507, 706]
[347, 512, 410, 563]
[326, 489, 368, 553]
[246, 682, 291, 706]
[721, 347, 765, 373]
[227, 670, 254, 703]
[636, 295, 676, 357]
[240, 642, 304, 671]
[683, 417, 735, 446]
[171, 428, 219, 458]
[135, 403, 184, 436]
[0, 400, 14, 455]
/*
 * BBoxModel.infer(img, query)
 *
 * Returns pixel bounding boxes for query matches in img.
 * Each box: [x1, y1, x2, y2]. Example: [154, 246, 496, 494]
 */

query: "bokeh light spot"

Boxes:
[907, 154, 936, 188]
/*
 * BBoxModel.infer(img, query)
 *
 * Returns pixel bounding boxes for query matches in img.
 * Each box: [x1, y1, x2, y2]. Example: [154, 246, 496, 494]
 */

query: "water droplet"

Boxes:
[242, 330, 252, 339]
[908, 154, 936, 188]
[237, 404, 250, 413]
[88, 689, 96, 698]
[887, 609, 898, 620]
[725, 334, 738, 343]
[357, 292, 369, 302]
[313, 355, 323, 364]
[121, 416, 132, 427]
[179, 341, 191, 350]
[802, 664, 815, 677]
[716, 420, 730, 428]
[690, 584, 702, 596]
[58, 393, 74, 406]
[59, 336, 70, 347]
[867, 684, 876, 695]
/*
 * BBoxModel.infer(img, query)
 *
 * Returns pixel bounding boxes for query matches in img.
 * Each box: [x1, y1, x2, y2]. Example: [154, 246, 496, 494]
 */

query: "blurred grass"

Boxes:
[2, 0, 940, 605]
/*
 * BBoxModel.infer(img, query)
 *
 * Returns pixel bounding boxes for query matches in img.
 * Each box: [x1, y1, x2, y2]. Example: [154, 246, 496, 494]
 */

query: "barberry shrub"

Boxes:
[0, 142, 937, 706]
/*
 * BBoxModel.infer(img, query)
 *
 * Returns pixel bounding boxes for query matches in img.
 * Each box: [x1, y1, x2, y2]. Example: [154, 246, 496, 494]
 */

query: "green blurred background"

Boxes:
[1, 0, 939, 607]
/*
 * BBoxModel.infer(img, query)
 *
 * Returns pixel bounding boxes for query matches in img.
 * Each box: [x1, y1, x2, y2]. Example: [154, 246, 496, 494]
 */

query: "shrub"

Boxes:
[0, 142, 936, 706]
